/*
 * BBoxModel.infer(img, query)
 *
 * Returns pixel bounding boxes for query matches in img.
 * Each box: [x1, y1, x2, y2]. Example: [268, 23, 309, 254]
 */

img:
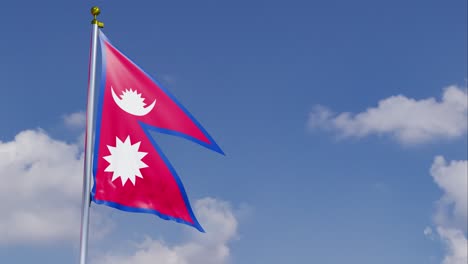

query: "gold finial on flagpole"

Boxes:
[91, 6, 104, 28]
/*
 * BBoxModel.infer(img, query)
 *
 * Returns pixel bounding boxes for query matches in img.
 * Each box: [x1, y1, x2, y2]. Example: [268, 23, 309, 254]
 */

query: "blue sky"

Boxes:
[0, 1, 466, 264]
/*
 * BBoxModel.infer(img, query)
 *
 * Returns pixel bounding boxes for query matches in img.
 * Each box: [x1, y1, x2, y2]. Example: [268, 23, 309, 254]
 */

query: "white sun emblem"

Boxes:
[111, 87, 156, 116]
[103, 136, 148, 186]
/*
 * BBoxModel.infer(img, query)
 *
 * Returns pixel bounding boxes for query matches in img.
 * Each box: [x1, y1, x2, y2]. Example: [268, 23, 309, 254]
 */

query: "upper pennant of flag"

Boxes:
[97, 31, 224, 154]
[111, 87, 157, 116]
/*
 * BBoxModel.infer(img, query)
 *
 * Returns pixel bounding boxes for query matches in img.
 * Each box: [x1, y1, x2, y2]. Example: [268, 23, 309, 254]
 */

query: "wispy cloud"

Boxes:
[308, 85, 467, 144]
[63, 111, 86, 129]
[160, 74, 177, 86]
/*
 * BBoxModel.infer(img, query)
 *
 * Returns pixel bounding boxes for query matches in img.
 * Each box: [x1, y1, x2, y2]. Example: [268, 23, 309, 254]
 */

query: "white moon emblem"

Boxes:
[111, 87, 156, 116]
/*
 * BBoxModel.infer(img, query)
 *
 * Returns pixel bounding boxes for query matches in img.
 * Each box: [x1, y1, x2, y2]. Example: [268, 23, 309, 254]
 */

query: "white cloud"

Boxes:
[430, 156, 467, 231]
[63, 111, 86, 129]
[424, 226, 434, 237]
[92, 198, 239, 264]
[308, 85, 467, 144]
[0, 127, 110, 244]
[429, 156, 468, 264]
[437, 227, 467, 264]
[0, 129, 83, 243]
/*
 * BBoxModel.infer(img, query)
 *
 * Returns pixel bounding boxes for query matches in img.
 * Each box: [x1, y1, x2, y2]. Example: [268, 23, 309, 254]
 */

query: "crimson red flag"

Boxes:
[91, 31, 223, 232]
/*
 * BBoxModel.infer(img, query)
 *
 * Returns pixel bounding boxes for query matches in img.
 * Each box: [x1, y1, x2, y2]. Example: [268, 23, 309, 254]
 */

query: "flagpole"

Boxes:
[79, 6, 104, 264]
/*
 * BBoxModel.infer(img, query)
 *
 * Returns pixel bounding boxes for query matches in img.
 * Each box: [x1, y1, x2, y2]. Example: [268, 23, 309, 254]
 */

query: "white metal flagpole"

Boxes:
[79, 6, 104, 264]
